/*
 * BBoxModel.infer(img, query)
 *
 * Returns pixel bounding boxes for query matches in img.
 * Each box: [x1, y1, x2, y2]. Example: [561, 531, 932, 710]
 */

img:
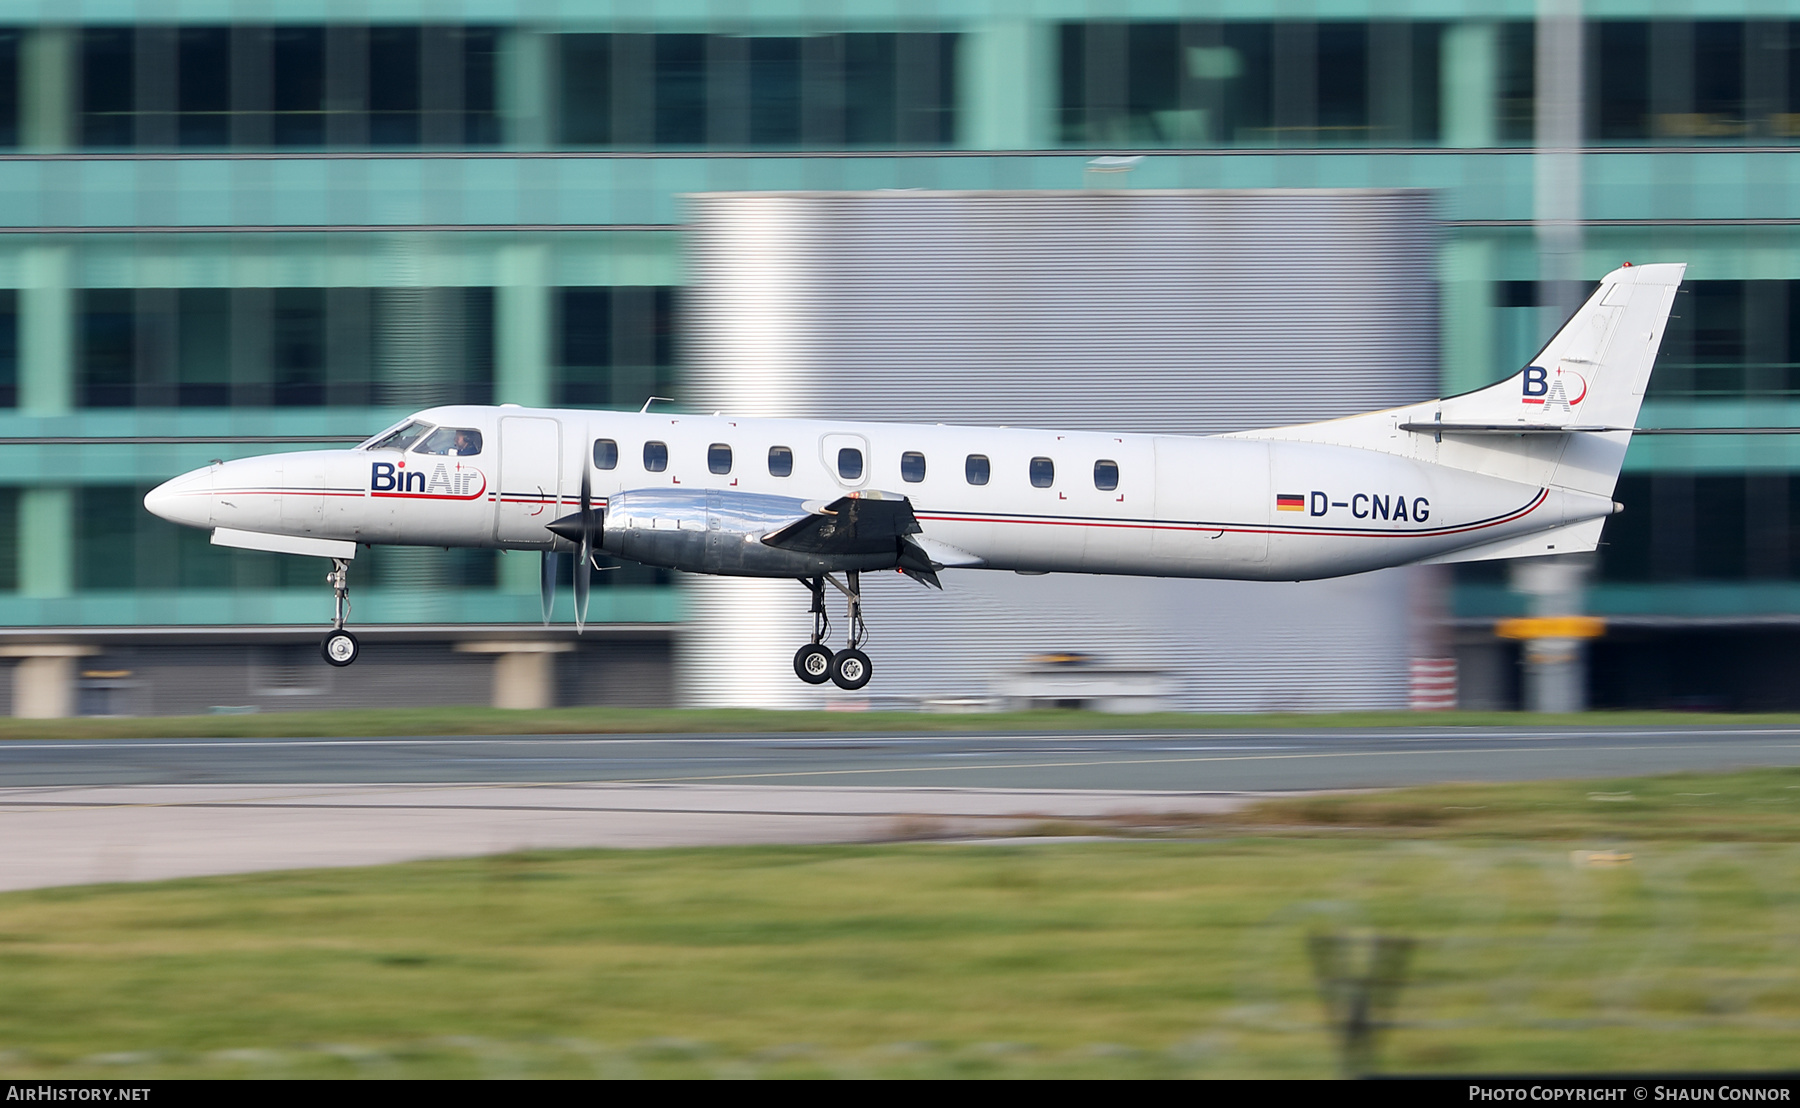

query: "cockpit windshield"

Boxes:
[362, 420, 433, 452]
[414, 427, 483, 456]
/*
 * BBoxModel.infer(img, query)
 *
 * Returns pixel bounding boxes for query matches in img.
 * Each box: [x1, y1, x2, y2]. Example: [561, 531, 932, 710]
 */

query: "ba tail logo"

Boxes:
[370, 461, 487, 500]
[1522, 365, 1588, 412]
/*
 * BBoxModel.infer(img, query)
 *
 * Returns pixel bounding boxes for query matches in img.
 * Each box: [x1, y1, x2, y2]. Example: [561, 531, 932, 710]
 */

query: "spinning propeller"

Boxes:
[540, 547, 558, 626]
[545, 467, 603, 633]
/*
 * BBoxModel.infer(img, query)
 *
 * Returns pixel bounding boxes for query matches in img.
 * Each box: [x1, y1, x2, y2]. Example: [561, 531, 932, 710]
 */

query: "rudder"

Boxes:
[1435, 262, 1685, 496]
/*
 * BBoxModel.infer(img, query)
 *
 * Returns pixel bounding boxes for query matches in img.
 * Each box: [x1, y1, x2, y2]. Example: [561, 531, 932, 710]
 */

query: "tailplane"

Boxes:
[1237, 262, 1687, 499]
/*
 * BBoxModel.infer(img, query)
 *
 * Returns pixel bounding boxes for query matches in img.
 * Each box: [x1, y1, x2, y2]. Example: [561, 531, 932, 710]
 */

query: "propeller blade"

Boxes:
[574, 537, 591, 634]
[572, 464, 596, 633]
[581, 465, 599, 546]
[540, 550, 557, 626]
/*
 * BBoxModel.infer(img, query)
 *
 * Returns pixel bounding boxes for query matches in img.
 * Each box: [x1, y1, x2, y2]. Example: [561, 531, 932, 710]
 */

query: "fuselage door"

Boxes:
[1151, 437, 1271, 569]
[496, 416, 563, 545]
[819, 433, 871, 490]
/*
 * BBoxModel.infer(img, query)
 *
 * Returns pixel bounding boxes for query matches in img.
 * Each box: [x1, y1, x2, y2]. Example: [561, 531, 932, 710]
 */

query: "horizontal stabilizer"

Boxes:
[1399, 422, 1627, 436]
[212, 527, 357, 559]
[1399, 422, 1800, 437]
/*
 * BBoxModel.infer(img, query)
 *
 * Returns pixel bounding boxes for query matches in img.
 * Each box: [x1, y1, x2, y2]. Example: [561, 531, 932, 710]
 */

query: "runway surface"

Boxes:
[0, 783, 1258, 892]
[2, 724, 1795, 891]
[2, 724, 1798, 791]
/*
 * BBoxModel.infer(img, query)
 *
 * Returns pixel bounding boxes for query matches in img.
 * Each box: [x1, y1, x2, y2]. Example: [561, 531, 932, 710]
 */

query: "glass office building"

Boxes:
[0, 1, 1793, 712]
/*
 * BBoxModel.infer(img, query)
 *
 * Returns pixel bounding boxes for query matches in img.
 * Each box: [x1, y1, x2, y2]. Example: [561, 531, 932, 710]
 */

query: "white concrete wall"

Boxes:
[681, 190, 1440, 711]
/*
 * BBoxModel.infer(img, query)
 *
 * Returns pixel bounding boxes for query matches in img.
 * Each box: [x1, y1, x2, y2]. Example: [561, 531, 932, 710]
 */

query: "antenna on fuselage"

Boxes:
[640, 397, 674, 413]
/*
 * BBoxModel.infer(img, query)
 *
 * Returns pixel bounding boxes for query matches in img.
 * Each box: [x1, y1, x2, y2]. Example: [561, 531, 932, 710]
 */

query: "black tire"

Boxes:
[321, 630, 360, 667]
[794, 643, 833, 684]
[830, 648, 872, 691]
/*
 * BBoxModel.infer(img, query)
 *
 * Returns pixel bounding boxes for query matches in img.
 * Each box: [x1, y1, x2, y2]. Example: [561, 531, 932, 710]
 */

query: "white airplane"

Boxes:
[145, 262, 1684, 690]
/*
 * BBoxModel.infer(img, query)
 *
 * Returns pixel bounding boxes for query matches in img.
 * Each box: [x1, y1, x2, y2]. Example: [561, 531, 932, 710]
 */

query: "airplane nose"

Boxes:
[144, 466, 216, 529]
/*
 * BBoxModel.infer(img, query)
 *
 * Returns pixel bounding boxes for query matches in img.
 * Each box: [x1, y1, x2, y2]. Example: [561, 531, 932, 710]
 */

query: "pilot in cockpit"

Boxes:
[415, 426, 483, 457]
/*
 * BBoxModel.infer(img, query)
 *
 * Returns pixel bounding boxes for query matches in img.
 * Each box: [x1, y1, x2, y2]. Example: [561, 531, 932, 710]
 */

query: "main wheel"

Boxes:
[830, 648, 872, 691]
[321, 629, 360, 667]
[794, 643, 833, 684]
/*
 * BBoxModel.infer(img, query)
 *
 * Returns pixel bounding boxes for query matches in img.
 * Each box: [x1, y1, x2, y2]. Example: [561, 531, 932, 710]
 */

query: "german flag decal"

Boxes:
[1276, 493, 1306, 512]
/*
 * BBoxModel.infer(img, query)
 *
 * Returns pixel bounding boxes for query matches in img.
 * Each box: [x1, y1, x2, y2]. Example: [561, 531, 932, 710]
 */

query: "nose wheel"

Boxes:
[793, 573, 874, 690]
[322, 629, 360, 667]
[320, 557, 360, 667]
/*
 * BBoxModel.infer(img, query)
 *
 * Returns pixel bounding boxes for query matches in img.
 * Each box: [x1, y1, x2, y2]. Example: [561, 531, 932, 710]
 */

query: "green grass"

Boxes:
[4, 768, 1800, 1077]
[3, 705, 1800, 740]
[1058, 766, 1800, 842]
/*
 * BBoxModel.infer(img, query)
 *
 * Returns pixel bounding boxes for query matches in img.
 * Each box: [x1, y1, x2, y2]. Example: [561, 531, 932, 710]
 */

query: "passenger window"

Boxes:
[768, 446, 793, 477]
[965, 454, 990, 486]
[1030, 457, 1055, 488]
[838, 447, 864, 481]
[414, 427, 483, 456]
[1094, 459, 1119, 491]
[708, 443, 733, 475]
[901, 451, 926, 483]
[644, 441, 668, 472]
[593, 439, 618, 470]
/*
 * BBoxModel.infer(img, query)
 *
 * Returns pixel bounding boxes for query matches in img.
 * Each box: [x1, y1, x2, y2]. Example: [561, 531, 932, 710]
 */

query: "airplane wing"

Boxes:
[762, 491, 944, 588]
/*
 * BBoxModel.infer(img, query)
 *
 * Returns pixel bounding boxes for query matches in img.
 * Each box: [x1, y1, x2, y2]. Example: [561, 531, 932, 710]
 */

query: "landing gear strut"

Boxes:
[792, 572, 871, 690]
[793, 577, 833, 684]
[320, 557, 360, 667]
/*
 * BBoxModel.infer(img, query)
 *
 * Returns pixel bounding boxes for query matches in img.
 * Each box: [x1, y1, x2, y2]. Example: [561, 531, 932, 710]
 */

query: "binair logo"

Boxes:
[371, 461, 487, 500]
[1522, 365, 1588, 412]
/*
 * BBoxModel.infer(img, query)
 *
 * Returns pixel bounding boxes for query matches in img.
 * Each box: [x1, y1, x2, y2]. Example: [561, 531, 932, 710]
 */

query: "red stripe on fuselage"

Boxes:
[915, 489, 1547, 541]
[373, 490, 488, 501]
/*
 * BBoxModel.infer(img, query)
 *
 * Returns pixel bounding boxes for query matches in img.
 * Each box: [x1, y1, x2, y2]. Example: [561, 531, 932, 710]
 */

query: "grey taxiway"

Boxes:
[1, 724, 1795, 892]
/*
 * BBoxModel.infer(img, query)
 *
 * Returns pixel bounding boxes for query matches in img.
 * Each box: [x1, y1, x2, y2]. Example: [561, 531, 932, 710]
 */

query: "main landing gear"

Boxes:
[320, 557, 360, 667]
[793, 572, 872, 691]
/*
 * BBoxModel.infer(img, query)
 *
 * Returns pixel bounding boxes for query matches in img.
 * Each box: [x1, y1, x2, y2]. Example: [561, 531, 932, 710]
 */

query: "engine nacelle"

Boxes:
[603, 488, 907, 577]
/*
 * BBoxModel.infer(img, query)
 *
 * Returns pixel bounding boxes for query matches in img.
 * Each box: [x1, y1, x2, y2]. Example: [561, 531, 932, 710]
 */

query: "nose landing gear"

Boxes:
[320, 557, 360, 667]
[791, 572, 872, 691]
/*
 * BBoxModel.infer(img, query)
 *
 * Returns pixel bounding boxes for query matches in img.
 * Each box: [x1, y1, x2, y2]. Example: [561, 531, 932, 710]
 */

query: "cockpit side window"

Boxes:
[363, 421, 433, 452]
[414, 427, 483, 456]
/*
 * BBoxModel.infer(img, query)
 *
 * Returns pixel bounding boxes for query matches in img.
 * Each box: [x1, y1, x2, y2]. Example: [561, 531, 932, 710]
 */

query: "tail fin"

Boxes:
[1441, 263, 1684, 437]
[1238, 262, 1686, 499]
[1434, 261, 1685, 496]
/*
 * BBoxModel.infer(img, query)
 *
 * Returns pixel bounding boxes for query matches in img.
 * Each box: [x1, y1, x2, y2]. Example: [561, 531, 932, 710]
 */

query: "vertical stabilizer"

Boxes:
[1236, 263, 1685, 499]
[1436, 262, 1684, 496]
[1438, 262, 1684, 435]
